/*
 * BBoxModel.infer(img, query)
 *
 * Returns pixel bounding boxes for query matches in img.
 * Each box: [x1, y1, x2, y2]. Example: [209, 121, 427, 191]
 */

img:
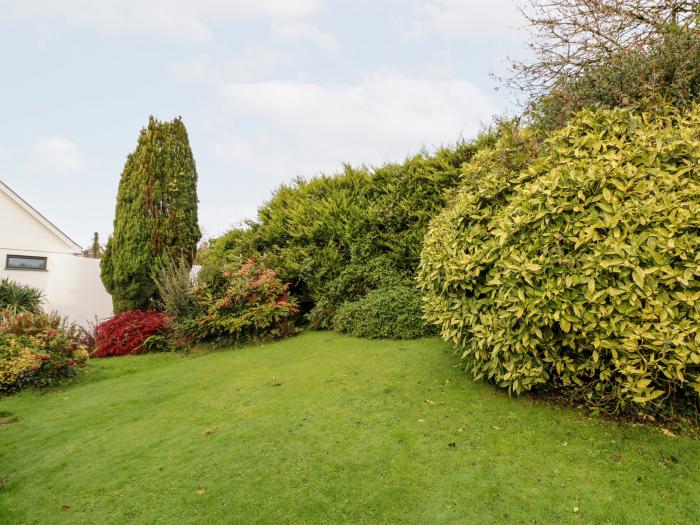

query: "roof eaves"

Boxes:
[0, 179, 83, 253]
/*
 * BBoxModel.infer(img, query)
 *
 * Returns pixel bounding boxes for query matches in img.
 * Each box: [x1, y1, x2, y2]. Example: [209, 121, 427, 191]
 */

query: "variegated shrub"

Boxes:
[418, 106, 700, 416]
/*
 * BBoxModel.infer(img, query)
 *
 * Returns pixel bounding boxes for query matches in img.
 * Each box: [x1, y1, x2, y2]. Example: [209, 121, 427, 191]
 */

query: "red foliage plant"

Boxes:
[93, 310, 171, 357]
[190, 259, 299, 342]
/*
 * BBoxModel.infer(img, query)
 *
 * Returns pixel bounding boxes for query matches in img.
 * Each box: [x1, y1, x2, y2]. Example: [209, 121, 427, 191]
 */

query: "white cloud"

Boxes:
[0, 147, 8, 161]
[199, 205, 258, 237]
[273, 21, 338, 53]
[214, 70, 499, 181]
[170, 48, 289, 84]
[25, 137, 87, 177]
[169, 55, 220, 84]
[414, 0, 525, 40]
[5, 0, 322, 43]
[226, 48, 290, 81]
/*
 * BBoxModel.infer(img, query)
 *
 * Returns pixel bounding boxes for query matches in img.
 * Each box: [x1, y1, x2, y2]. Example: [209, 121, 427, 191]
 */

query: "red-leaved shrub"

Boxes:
[93, 310, 172, 357]
[188, 259, 298, 342]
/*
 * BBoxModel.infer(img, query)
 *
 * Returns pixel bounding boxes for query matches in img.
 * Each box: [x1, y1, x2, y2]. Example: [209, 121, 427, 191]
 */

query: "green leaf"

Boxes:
[632, 267, 645, 289]
[648, 390, 664, 401]
[637, 378, 652, 389]
[560, 318, 571, 333]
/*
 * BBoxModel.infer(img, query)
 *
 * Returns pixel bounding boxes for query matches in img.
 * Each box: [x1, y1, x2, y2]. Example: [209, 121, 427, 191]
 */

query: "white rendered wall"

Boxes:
[0, 189, 70, 253]
[49, 255, 113, 325]
[0, 250, 113, 326]
[1, 188, 113, 325]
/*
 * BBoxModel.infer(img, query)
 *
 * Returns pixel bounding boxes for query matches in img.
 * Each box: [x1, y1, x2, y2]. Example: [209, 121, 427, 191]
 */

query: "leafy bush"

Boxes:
[2, 310, 59, 335]
[0, 313, 89, 394]
[93, 310, 172, 357]
[152, 255, 201, 335]
[189, 259, 298, 343]
[0, 278, 44, 315]
[307, 257, 409, 330]
[1, 310, 96, 352]
[0, 339, 39, 393]
[419, 106, 700, 417]
[334, 285, 436, 339]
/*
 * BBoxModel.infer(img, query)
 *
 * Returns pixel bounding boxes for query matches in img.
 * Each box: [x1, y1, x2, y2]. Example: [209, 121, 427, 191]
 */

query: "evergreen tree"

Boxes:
[91, 232, 101, 258]
[81, 232, 103, 258]
[101, 116, 201, 312]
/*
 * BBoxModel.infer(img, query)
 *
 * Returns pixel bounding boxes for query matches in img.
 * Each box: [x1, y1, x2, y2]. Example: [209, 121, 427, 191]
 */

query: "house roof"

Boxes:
[0, 179, 83, 253]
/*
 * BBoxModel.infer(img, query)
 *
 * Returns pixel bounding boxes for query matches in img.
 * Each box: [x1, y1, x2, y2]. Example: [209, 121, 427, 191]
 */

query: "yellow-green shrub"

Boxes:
[0, 313, 90, 394]
[418, 106, 700, 416]
[0, 346, 40, 392]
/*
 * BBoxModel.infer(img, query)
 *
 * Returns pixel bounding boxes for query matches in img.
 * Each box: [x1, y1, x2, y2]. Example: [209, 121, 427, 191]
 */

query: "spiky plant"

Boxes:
[0, 278, 44, 316]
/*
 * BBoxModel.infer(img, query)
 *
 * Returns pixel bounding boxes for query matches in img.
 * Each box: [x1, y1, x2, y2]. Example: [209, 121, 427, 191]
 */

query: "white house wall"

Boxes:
[0, 250, 113, 325]
[1, 185, 113, 326]
[49, 255, 113, 326]
[0, 189, 73, 253]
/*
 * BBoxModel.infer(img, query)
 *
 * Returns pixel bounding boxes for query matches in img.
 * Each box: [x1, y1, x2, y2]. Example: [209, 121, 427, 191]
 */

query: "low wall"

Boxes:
[0, 250, 113, 326]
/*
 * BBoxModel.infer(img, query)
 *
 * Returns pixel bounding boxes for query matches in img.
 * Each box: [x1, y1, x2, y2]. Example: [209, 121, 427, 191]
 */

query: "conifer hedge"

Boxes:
[418, 106, 700, 416]
[204, 141, 489, 335]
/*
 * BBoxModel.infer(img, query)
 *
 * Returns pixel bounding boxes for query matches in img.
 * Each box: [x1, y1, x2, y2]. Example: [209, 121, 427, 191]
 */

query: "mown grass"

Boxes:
[1, 331, 698, 524]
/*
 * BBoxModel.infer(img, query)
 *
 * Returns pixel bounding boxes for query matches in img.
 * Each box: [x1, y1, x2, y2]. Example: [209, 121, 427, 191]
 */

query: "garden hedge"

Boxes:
[333, 285, 436, 339]
[418, 106, 700, 416]
[203, 139, 492, 329]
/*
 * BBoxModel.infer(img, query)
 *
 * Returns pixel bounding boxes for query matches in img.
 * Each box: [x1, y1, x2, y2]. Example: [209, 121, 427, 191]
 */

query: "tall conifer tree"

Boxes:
[91, 232, 101, 258]
[101, 116, 201, 312]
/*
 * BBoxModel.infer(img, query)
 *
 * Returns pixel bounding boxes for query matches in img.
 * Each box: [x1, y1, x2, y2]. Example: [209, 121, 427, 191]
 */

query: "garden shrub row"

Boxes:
[91, 257, 298, 357]
[204, 140, 492, 337]
[418, 105, 700, 417]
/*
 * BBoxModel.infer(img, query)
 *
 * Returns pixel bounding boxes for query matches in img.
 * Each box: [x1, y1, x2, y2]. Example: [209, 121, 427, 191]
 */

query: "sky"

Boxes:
[0, 0, 529, 248]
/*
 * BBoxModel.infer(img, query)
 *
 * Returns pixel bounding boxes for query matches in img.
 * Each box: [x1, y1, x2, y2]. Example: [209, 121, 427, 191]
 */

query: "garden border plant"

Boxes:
[418, 104, 700, 421]
[0, 311, 90, 395]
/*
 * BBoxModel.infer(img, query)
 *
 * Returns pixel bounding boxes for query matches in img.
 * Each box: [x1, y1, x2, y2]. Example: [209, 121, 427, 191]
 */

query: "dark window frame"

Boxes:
[5, 254, 48, 271]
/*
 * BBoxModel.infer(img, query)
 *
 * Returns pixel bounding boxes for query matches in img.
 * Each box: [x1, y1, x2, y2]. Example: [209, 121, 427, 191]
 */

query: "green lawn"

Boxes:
[1, 332, 698, 524]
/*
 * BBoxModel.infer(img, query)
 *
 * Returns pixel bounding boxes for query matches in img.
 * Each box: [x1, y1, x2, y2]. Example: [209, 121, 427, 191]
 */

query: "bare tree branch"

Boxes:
[507, 0, 699, 97]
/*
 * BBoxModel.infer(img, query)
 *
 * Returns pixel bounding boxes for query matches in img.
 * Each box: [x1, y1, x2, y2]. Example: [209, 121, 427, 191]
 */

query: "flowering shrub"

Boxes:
[93, 310, 172, 357]
[189, 259, 298, 342]
[0, 314, 89, 394]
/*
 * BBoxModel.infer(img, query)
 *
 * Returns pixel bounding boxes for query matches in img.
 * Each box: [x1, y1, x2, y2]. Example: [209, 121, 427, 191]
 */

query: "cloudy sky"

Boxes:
[0, 0, 528, 247]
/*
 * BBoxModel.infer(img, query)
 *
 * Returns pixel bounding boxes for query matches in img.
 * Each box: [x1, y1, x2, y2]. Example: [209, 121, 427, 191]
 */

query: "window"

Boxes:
[5, 255, 47, 271]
